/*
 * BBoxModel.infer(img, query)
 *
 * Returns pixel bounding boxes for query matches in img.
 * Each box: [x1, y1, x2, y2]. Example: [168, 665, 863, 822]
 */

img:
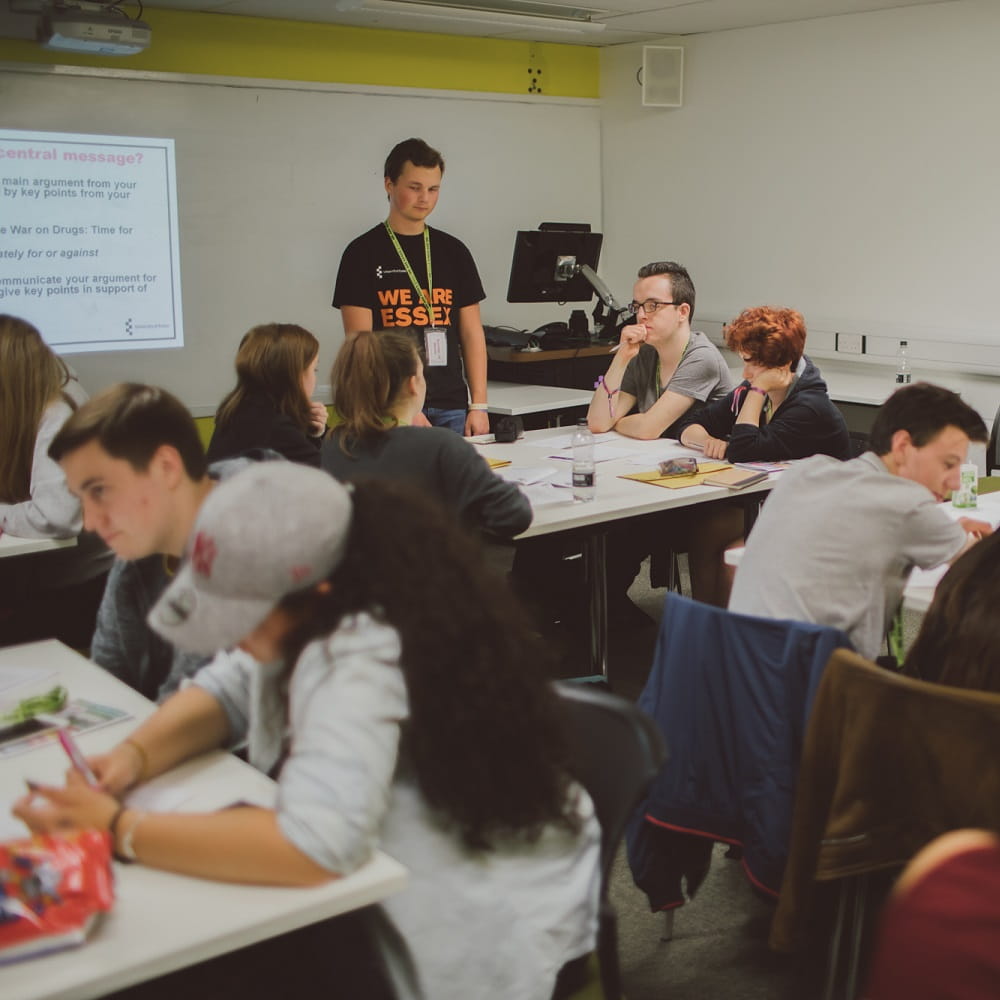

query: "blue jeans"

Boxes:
[423, 407, 466, 433]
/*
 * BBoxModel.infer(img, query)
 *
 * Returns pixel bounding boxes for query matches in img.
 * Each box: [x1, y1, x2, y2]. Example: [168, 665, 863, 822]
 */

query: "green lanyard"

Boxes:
[384, 221, 435, 319]
[655, 333, 692, 397]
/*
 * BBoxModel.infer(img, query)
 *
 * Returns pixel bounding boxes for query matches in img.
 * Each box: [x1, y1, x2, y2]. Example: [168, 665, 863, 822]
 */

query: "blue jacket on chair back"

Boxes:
[627, 593, 852, 910]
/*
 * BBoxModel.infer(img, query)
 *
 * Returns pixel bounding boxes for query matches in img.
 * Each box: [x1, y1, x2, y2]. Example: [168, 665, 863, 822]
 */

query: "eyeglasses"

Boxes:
[627, 299, 676, 316]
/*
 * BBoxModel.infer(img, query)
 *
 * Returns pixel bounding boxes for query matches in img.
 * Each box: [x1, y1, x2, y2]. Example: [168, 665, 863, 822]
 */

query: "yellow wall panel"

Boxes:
[0, 8, 599, 98]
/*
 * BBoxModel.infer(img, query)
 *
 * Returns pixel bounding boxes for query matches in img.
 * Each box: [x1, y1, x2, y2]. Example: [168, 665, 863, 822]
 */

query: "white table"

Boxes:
[0, 641, 408, 1000]
[0, 534, 76, 559]
[478, 428, 778, 677]
[486, 380, 592, 419]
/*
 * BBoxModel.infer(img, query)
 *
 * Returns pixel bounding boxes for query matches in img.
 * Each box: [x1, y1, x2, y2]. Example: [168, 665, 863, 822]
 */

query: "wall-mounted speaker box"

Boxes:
[642, 45, 684, 108]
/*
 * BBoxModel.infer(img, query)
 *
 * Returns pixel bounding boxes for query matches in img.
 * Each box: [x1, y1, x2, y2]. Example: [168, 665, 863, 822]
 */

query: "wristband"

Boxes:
[747, 386, 768, 399]
[119, 811, 146, 863]
[594, 376, 619, 420]
[468, 403, 489, 412]
[109, 806, 131, 863]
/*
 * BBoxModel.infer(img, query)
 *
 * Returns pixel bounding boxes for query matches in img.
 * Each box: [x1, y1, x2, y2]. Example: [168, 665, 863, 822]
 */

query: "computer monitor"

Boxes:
[506, 226, 604, 303]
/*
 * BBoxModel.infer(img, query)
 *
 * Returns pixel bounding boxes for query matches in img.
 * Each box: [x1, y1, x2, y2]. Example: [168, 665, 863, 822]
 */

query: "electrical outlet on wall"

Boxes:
[835, 333, 866, 355]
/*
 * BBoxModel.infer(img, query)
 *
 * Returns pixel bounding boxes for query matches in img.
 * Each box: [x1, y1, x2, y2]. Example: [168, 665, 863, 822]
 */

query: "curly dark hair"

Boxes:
[904, 530, 1000, 692]
[280, 479, 579, 851]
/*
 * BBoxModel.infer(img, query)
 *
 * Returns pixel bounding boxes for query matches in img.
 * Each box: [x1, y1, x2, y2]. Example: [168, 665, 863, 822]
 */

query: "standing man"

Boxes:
[333, 138, 489, 436]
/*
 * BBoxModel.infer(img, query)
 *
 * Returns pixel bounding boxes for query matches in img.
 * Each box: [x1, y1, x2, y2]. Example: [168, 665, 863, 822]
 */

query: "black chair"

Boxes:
[554, 681, 668, 1000]
[988, 402, 1000, 474]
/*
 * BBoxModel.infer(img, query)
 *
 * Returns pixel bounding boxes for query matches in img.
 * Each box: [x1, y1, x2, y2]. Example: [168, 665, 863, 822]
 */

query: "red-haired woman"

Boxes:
[679, 307, 850, 462]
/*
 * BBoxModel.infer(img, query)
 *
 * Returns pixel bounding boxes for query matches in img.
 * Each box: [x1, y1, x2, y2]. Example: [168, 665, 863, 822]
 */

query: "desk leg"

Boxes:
[584, 533, 609, 680]
[743, 496, 763, 537]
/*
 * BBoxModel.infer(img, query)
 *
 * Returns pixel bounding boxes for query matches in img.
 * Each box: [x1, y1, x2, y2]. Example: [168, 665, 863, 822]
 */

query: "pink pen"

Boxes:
[57, 729, 98, 785]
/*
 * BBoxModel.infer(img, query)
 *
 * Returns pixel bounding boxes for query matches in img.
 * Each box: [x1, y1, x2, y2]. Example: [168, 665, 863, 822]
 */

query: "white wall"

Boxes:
[0, 67, 602, 412]
[599, 0, 1000, 419]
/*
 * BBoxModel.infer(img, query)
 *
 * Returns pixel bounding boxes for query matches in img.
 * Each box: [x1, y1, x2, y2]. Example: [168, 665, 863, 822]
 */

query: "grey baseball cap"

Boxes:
[148, 462, 353, 655]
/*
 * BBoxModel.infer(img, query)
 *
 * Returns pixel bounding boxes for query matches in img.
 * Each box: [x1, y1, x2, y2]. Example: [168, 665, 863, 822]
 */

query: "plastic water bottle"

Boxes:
[953, 463, 979, 509]
[895, 340, 912, 385]
[571, 418, 596, 502]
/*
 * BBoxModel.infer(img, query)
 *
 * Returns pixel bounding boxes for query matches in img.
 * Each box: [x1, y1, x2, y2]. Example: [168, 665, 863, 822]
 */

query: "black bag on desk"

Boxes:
[495, 416, 523, 443]
[484, 325, 534, 349]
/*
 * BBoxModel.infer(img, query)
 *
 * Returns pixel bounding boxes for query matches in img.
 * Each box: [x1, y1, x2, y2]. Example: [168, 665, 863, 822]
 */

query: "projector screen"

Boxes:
[0, 127, 182, 353]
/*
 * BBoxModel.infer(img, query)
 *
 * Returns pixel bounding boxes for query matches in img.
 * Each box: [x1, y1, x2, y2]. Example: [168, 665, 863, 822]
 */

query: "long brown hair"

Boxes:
[215, 323, 318, 434]
[904, 531, 1000, 693]
[330, 330, 421, 452]
[0, 315, 73, 503]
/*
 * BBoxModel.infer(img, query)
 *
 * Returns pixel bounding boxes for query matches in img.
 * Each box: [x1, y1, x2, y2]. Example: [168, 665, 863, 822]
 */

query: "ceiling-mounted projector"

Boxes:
[38, 10, 152, 56]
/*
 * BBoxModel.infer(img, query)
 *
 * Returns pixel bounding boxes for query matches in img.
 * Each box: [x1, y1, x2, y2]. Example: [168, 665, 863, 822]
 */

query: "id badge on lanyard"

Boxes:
[424, 328, 447, 367]
[384, 222, 448, 365]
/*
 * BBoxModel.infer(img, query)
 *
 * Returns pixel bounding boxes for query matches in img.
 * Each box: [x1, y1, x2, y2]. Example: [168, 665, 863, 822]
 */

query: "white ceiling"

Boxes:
[1, 0, 960, 48]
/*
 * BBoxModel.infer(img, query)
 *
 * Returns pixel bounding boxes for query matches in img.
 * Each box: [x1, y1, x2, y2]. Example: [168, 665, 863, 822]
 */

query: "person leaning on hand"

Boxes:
[679, 306, 850, 462]
[587, 261, 732, 440]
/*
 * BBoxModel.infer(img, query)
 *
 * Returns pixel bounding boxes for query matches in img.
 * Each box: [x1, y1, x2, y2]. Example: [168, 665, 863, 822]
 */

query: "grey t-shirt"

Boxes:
[620, 330, 734, 435]
[729, 451, 967, 660]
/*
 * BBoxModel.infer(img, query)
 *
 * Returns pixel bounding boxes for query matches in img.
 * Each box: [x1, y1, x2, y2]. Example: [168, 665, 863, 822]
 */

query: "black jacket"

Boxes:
[681, 355, 851, 462]
[207, 391, 323, 468]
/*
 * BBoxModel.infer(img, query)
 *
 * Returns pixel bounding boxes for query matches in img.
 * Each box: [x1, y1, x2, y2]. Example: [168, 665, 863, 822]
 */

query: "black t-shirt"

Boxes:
[333, 224, 485, 410]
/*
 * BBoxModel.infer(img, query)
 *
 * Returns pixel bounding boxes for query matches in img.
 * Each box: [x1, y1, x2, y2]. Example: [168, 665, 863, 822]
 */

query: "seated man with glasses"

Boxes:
[678, 306, 850, 462]
[587, 261, 733, 439]
[583, 262, 738, 615]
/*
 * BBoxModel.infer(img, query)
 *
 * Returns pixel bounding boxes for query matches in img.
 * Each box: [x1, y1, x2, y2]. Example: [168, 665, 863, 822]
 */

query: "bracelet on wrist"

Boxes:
[122, 738, 149, 783]
[468, 403, 489, 412]
[747, 386, 768, 399]
[594, 376, 620, 420]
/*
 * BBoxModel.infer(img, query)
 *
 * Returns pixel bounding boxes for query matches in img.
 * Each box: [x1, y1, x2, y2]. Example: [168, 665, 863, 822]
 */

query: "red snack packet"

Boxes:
[0, 830, 114, 963]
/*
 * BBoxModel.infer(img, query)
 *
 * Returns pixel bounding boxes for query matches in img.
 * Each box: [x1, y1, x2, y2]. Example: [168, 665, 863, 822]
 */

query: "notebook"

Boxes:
[701, 466, 769, 490]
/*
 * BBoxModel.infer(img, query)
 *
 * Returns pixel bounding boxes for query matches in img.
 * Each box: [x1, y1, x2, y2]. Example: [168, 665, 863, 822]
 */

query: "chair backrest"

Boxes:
[772, 648, 1000, 952]
[989, 402, 1000, 473]
[629, 593, 854, 907]
[554, 681, 667, 879]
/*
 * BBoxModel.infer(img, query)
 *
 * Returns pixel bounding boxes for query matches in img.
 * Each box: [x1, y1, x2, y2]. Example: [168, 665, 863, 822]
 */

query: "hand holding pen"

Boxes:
[57, 728, 99, 785]
[16, 731, 121, 835]
[609, 323, 647, 358]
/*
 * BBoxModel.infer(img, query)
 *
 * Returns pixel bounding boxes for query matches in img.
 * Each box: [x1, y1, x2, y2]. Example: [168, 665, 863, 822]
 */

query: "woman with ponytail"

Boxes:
[322, 329, 530, 540]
